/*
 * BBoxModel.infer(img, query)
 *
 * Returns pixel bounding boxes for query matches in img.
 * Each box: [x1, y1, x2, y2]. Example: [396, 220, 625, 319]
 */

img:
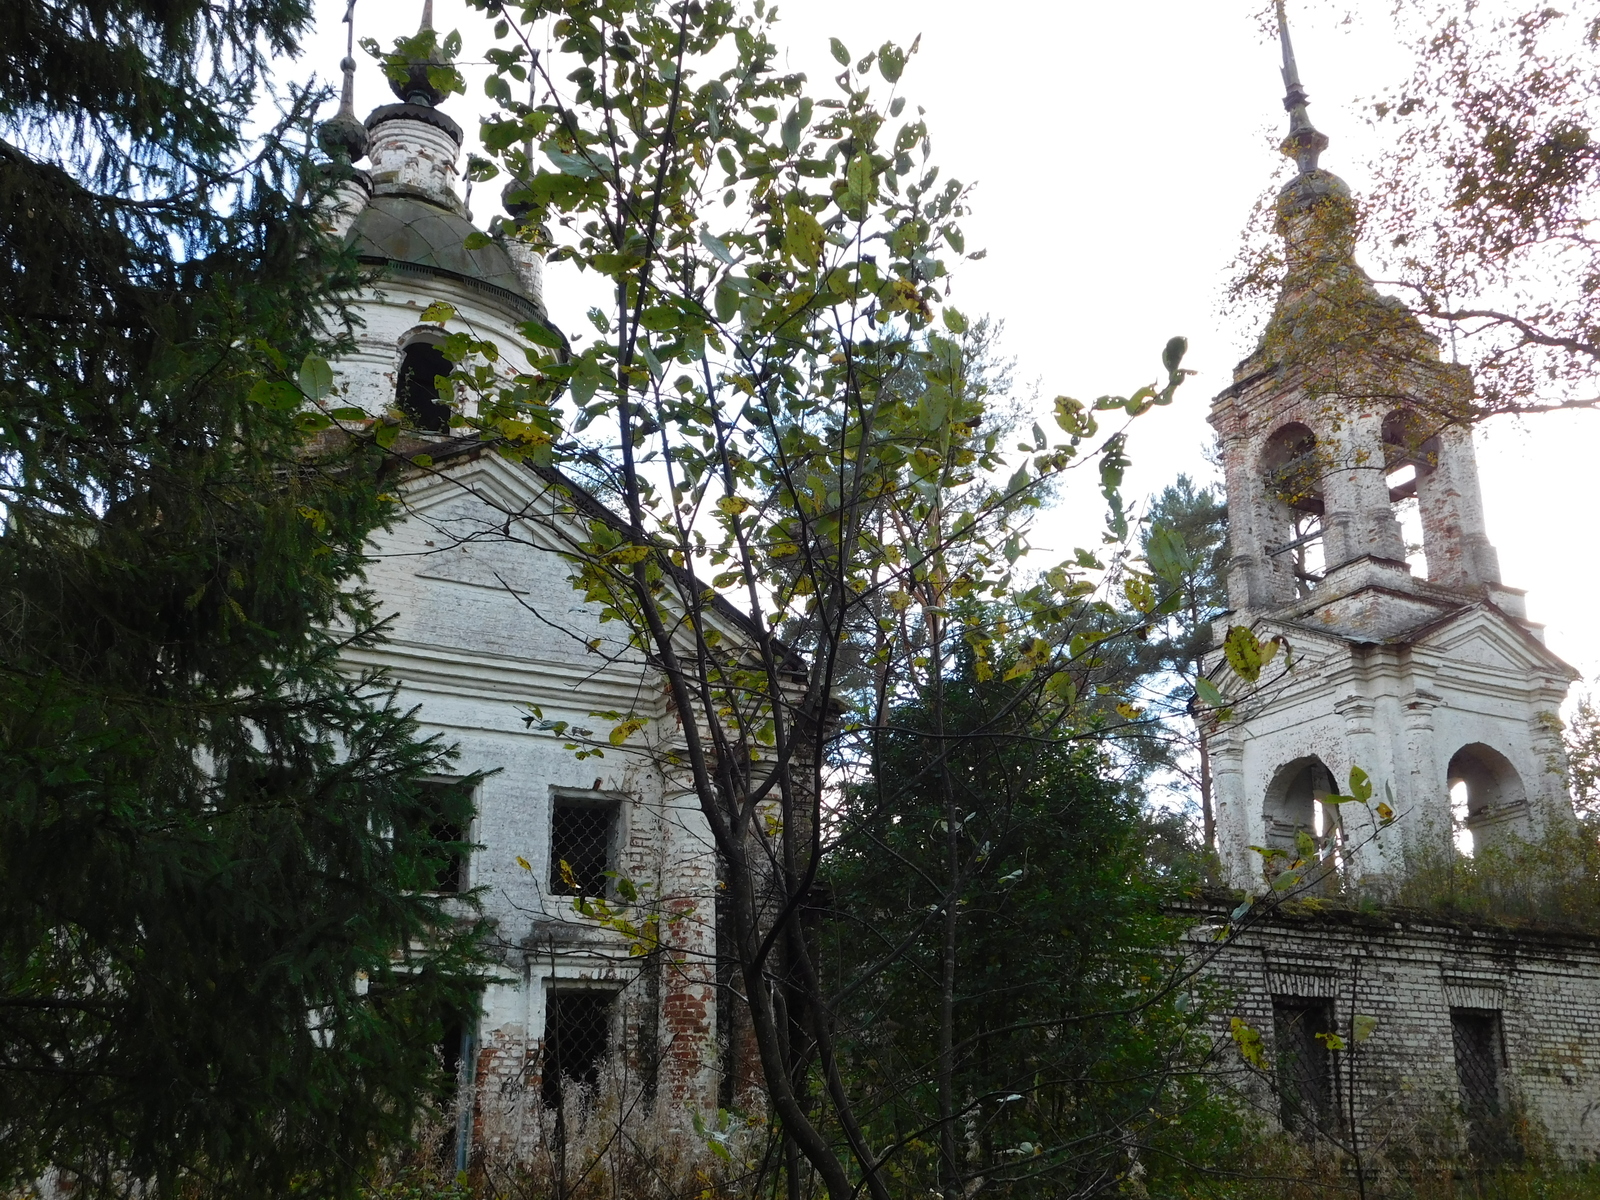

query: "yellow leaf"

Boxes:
[717, 495, 750, 516]
[605, 543, 652, 565]
[516, 855, 532, 872]
[609, 718, 647, 746]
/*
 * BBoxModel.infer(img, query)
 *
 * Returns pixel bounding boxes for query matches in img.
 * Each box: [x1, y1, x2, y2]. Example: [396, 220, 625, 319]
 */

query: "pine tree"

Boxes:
[0, 6, 485, 1198]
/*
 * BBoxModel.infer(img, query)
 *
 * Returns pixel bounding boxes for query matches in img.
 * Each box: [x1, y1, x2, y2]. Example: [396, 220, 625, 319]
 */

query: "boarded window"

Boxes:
[550, 797, 616, 897]
[1452, 1008, 1515, 1162]
[1274, 998, 1336, 1135]
[541, 990, 615, 1110]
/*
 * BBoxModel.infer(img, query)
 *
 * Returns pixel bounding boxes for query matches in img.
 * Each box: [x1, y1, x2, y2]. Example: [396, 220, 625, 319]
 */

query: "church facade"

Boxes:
[312, 15, 733, 1170]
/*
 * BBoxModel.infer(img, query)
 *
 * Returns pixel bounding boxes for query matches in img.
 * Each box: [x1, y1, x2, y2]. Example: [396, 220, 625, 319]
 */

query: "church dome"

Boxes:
[347, 193, 542, 315]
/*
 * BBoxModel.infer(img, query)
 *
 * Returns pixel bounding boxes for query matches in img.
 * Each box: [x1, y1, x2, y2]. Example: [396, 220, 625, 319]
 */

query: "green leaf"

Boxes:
[846, 153, 875, 204]
[248, 379, 301, 412]
[1052, 395, 1096, 438]
[1195, 678, 1226, 708]
[297, 354, 333, 401]
[781, 100, 811, 152]
[699, 228, 736, 265]
[878, 41, 906, 83]
[1223, 625, 1272, 683]
[1353, 1014, 1378, 1043]
[519, 319, 564, 349]
[640, 305, 679, 332]
[419, 301, 456, 324]
[942, 306, 967, 335]
[1145, 526, 1189, 584]
[1162, 335, 1189, 374]
[829, 37, 850, 66]
[783, 208, 824, 267]
[1348, 765, 1373, 803]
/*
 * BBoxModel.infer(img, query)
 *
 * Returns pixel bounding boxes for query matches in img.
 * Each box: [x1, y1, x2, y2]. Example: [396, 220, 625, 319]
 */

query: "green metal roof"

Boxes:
[348, 193, 532, 303]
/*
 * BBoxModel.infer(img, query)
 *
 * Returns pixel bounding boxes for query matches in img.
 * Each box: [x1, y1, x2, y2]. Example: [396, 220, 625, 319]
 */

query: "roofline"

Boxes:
[357, 254, 552, 328]
[400, 436, 805, 672]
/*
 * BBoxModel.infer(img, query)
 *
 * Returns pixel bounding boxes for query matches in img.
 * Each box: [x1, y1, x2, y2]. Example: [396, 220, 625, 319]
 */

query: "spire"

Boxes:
[1275, 0, 1330, 175]
[389, 0, 450, 108]
[318, 0, 368, 163]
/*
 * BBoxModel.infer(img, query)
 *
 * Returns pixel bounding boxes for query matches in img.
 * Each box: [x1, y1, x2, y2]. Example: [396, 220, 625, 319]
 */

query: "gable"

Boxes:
[1409, 605, 1576, 681]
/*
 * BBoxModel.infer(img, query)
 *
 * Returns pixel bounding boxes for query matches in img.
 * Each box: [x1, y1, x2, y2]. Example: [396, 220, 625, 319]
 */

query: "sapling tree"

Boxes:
[365, 0, 1198, 1193]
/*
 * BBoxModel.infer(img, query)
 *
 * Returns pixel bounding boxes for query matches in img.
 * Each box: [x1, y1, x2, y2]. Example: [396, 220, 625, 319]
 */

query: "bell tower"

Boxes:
[1206, 4, 1577, 890]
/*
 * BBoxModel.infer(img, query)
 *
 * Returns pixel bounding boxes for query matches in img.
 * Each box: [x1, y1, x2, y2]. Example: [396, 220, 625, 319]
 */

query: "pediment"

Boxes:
[1410, 606, 1575, 679]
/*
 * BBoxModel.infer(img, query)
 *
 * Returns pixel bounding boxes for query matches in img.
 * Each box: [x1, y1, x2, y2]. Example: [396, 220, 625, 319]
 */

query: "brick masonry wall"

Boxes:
[1183, 897, 1600, 1160]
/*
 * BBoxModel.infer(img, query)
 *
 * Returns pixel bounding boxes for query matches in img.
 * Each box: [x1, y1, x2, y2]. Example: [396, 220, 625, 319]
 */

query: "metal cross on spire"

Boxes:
[1275, 0, 1330, 175]
[318, 0, 368, 162]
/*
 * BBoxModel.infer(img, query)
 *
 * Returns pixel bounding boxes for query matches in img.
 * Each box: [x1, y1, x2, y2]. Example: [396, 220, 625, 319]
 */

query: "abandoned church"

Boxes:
[307, 1, 1600, 1171]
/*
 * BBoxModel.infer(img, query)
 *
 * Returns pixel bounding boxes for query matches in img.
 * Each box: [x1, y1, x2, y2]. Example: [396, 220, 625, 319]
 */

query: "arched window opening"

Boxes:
[1262, 424, 1325, 598]
[397, 341, 454, 433]
[1450, 779, 1474, 857]
[1264, 756, 1341, 891]
[1383, 409, 1441, 578]
[1446, 743, 1527, 855]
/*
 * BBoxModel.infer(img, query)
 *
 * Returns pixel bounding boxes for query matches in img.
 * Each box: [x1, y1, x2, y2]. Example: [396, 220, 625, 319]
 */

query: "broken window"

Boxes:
[1273, 997, 1337, 1136]
[550, 795, 618, 898]
[1451, 1008, 1514, 1162]
[541, 989, 616, 1112]
[1261, 423, 1326, 596]
[396, 340, 453, 432]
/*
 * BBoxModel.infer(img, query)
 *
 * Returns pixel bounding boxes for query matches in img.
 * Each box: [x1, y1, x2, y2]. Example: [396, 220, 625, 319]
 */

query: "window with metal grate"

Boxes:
[541, 990, 615, 1110]
[1452, 1008, 1514, 1161]
[419, 780, 468, 894]
[550, 798, 616, 897]
[1273, 997, 1336, 1136]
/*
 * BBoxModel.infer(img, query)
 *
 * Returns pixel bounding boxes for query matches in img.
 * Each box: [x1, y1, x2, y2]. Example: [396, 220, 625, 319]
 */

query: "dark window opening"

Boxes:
[420, 780, 469, 894]
[550, 798, 616, 898]
[1452, 1008, 1517, 1163]
[397, 341, 454, 432]
[541, 990, 615, 1111]
[1274, 997, 1337, 1136]
[436, 1015, 476, 1171]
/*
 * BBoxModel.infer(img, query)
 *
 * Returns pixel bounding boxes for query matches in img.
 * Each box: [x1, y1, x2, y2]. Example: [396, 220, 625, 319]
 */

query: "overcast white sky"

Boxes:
[298, 0, 1600, 688]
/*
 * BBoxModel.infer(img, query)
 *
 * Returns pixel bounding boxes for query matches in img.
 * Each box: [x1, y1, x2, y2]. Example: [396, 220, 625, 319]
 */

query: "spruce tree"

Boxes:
[0, 5, 485, 1198]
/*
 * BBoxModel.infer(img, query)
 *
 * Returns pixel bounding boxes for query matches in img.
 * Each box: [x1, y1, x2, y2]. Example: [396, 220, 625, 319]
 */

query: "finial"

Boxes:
[1275, 0, 1330, 175]
[318, 0, 368, 162]
[389, 0, 449, 107]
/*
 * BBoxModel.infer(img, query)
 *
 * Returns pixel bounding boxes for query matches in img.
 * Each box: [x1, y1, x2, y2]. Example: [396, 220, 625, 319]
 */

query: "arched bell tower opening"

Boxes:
[1262, 756, 1343, 892]
[1261, 422, 1326, 598]
[1382, 408, 1439, 579]
[1447, 744, 1528, 856]
[396, 338, 454, 433]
